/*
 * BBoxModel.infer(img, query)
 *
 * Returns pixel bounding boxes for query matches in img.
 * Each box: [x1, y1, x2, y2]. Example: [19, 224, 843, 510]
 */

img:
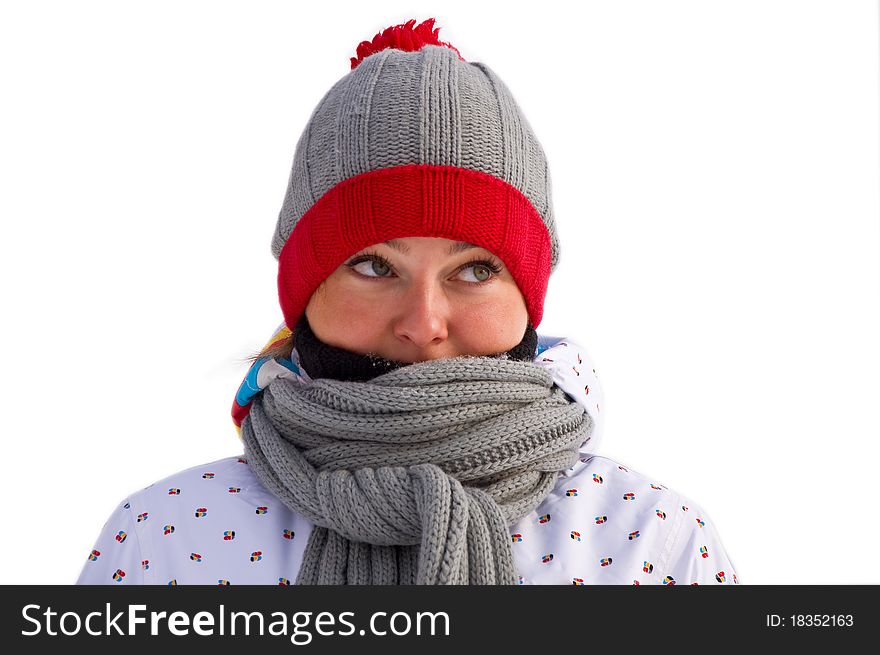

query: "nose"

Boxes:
[392, 280, 450, 356]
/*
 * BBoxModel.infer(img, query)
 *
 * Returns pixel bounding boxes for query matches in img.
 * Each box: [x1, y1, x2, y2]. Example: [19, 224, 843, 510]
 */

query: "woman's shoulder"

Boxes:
[123, 453, 293, 522]
[77, 454, 313, 585]
[556, 453, 715, 525]
[529, 454, 739, 585]
[511, 455, 684, 584]
[554, 453, 685, 510]
[130, 454, 250, 498]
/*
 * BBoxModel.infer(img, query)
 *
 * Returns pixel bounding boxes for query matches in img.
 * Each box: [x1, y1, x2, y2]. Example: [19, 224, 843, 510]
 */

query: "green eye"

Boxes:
[368, 258, 391, 276]
[466, 264, 492, 282]
[345, 252, 504, 286]
[347, 254, 393, 278]
[457, 258, 503, 285]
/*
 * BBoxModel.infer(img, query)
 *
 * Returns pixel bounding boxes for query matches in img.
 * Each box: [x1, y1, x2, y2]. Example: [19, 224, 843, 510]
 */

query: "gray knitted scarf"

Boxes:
[240, 355, 593, 585]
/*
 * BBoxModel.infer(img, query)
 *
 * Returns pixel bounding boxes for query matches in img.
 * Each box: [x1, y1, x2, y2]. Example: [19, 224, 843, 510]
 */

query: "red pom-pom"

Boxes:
[350, 17, 464, 70]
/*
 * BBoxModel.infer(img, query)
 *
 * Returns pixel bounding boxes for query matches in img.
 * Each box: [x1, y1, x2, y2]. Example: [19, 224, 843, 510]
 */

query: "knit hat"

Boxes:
[273, 17, 560, 332]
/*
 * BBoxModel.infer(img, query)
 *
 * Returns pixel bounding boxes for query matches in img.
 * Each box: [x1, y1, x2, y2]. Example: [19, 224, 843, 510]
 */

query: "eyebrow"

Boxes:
[383, 240, 479, 256]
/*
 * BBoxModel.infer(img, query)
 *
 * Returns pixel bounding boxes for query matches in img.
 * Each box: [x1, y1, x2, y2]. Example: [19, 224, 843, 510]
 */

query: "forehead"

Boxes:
[381, 239, 479, 256]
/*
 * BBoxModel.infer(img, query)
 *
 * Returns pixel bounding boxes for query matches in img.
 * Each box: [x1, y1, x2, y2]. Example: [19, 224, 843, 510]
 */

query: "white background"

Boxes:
[1, 0, 878, 584]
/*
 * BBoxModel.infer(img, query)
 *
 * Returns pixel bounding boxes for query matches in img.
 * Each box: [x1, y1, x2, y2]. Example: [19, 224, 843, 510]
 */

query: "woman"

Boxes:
[76, 18, 739, 586]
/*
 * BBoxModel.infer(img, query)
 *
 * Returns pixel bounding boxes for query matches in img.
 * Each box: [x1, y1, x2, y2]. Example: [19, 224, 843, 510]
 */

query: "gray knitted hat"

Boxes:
[274, 18, 560, 331]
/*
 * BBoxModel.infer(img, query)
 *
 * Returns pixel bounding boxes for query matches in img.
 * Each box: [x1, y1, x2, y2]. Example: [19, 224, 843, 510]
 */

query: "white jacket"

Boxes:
[76, 334, 739, 586]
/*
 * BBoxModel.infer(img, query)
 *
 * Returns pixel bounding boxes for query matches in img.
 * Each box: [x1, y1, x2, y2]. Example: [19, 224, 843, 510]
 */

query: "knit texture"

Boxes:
[239, 355, 592, 585]
[273, 45, 558, 266]
[276, 164, 554, 332]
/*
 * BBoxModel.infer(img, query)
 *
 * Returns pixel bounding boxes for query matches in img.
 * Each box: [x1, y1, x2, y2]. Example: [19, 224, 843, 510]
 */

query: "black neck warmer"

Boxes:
[293, 312, 538, 382]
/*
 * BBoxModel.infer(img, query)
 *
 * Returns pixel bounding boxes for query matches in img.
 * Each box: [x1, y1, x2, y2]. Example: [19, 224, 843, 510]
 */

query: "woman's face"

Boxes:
[304, 237, 529, 364]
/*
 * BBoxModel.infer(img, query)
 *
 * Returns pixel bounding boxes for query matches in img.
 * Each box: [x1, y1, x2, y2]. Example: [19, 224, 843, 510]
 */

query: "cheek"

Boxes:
[454, 293, 528, 348]
[312, 270, 372, 313]
[305, 278, 386, 345]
